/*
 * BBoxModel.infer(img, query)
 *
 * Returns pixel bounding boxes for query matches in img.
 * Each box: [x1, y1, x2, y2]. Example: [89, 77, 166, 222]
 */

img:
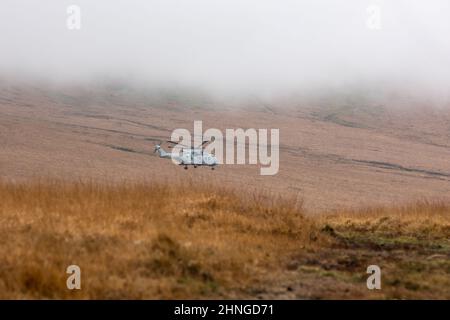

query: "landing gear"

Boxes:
[184, 166, 188, 170]
[211, 167, 215, 170]
[194, 165, 197, 168]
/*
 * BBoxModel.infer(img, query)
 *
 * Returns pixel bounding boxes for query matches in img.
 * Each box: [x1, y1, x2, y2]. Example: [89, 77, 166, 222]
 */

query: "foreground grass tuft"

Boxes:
[0, 181, 448, 299]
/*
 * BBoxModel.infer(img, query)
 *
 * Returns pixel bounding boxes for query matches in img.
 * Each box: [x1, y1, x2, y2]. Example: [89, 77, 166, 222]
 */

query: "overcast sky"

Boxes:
[1, 0, 450, 97]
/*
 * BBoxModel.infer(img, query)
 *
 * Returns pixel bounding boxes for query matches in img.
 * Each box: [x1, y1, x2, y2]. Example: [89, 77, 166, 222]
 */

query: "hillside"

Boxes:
[0, 180, 448, 299]
[1, 82, 450, 211]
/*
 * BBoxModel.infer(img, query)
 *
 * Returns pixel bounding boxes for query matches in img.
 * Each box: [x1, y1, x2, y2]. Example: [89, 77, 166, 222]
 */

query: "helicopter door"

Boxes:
[181, 149, 192, 164]
[193, 150, 203, 165]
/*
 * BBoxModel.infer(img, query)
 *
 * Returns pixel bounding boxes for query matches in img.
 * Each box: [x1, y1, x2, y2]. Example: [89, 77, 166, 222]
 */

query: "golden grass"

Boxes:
[0, 180, 448, 299]
[319, 200, 450, 241]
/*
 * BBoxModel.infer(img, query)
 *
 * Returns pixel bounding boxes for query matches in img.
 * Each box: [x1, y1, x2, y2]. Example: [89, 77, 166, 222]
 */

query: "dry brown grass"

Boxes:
[0, 180, 448, 299]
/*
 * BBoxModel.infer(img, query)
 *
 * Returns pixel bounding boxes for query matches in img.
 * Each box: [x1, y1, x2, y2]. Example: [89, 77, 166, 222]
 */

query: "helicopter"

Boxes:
[154, 139, 218, 170]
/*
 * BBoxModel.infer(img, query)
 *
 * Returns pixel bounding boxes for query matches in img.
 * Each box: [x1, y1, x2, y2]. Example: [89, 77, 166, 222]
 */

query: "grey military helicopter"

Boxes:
[154, 139, 218, 170]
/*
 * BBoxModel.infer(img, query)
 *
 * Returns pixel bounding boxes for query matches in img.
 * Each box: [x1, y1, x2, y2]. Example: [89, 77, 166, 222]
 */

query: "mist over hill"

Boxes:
[1, 0, 449, 102]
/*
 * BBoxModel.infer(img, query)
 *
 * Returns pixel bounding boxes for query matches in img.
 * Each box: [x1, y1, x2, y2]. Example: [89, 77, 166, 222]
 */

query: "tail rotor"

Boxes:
[154, 141, 162, 153]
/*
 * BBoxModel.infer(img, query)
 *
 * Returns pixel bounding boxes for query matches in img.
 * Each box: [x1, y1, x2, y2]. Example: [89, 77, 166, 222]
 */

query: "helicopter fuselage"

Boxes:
[177, 148, 218, 166]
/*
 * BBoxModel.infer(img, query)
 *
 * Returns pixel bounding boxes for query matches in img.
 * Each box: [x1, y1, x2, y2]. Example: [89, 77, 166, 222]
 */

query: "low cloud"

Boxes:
[1, 0, 449, 99]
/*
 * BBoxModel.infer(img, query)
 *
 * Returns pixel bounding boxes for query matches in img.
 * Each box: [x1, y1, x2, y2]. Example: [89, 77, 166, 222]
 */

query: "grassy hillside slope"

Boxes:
[0, 180, 448, 299]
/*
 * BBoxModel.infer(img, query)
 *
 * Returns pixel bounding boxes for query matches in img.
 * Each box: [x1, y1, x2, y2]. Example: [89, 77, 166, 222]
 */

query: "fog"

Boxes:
[1, 0, 450, 99]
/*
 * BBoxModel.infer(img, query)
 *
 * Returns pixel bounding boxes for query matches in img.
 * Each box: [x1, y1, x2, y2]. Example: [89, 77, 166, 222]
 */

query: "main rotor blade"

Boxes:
[168, 139, 215, 148]
[195, 138, 215, 148]
[167, 141, 192, 148]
